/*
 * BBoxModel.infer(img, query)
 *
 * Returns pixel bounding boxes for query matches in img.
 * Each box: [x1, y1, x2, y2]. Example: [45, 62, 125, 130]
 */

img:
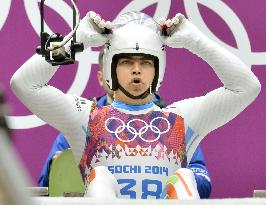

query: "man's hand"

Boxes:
[76, 11, 113, 49]
[159, 13, 204, 49]
[161, 168, 200, 199]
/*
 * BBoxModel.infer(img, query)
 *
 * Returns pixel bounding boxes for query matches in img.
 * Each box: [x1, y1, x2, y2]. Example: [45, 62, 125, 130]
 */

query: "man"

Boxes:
[11, 11, 260, 199]
[38, 50, 212, 198]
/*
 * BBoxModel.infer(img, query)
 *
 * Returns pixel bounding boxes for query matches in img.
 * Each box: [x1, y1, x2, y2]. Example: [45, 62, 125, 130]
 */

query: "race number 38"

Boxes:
[109, 165, 169, 198]
[118, 179, 162, 199]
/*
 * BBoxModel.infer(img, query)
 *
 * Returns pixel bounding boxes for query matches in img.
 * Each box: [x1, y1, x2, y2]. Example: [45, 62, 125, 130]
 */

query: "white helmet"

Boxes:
[103, 12, 166, 95]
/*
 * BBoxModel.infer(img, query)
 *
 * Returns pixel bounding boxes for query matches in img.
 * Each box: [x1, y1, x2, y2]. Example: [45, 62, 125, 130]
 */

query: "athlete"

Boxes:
[11, 11, 260, 199]
[38, 49, 212, 198]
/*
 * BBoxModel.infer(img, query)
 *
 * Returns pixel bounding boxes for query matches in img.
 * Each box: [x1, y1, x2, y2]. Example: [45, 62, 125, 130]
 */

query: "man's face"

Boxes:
[116, 55, 155, 97]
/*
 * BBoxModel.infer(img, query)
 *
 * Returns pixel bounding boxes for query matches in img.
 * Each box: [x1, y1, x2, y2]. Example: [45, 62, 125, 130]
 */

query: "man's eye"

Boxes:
[120, 60, 131, 64]
[142, 61, 153, 65]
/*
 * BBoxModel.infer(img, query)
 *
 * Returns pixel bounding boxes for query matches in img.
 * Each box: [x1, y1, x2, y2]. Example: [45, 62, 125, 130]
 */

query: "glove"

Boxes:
[159, 13, 206, 49]
[161, 168, 200, 199]
[85, 166, 118, 198]
[76, 11, 113, 49]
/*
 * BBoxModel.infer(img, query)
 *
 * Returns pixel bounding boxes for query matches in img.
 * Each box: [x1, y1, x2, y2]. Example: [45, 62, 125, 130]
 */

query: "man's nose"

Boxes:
[132, 62, 141, 75]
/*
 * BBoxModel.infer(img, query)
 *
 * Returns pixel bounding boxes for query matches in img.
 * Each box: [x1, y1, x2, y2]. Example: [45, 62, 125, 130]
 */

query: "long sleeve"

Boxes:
[166, 20, 261, 161]
[10, 54, 92, 162]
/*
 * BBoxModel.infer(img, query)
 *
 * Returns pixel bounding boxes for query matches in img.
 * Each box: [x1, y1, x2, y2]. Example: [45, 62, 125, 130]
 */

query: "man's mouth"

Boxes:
[131, 78, 142, 84]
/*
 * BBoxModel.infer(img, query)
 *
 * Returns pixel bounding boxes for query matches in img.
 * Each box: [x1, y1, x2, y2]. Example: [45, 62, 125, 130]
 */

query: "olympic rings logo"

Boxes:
[105, 117, 170, 143]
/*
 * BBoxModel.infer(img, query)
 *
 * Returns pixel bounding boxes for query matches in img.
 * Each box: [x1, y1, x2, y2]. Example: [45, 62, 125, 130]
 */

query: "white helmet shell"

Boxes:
[103, 12, 166, 91]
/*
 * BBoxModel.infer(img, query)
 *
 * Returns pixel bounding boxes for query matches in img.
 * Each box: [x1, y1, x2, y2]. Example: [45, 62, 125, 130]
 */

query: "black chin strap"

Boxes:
[118, 84, 151, 99]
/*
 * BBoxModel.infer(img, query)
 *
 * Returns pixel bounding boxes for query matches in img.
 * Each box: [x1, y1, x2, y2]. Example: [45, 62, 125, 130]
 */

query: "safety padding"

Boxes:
[48, 149, 85, 196]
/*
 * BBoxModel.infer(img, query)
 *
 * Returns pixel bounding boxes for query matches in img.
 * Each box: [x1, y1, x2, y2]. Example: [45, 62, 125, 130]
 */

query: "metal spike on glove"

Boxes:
[158, 13, 186, 36]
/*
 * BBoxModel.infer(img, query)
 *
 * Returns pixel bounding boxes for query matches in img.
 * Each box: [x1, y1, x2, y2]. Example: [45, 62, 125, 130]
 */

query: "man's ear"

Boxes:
[97, 70, 104, 86]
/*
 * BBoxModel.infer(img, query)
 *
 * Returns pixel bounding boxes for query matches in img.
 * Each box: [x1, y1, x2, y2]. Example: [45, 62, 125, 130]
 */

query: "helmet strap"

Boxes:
[118, 84, 151, 99]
